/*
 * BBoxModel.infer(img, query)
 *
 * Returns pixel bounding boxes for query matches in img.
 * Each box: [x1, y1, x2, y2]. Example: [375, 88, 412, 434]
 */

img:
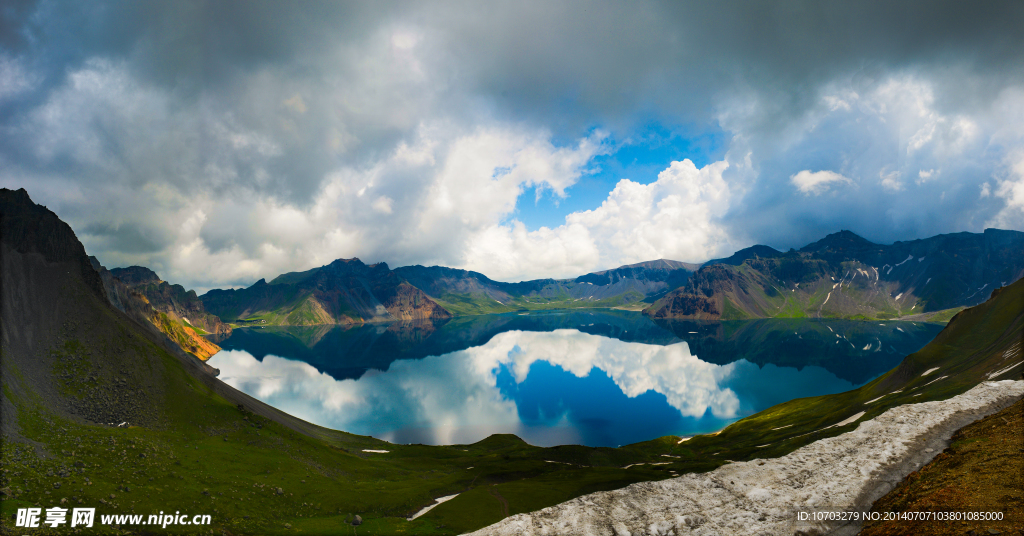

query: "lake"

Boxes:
[207, 310, 943, 447]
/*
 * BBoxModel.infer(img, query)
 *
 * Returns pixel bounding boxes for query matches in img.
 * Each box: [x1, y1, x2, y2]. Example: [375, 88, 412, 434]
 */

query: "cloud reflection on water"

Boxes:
[211, 329, 853, 446]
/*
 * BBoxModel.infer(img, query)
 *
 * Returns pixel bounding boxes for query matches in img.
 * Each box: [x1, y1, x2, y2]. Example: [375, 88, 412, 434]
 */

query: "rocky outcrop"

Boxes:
[644, 292, 720, 320]
[0, 188, 106, 300]
[88, 258, 227, 360]
[110, 267, 231, 336]
[467, 380, 1024, 536]
[108, 265, 160, 286]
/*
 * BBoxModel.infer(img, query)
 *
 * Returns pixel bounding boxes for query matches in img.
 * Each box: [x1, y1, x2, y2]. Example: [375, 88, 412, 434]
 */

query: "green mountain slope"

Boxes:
[644, 229, 1024, 321]
[200, 258, 452, 326]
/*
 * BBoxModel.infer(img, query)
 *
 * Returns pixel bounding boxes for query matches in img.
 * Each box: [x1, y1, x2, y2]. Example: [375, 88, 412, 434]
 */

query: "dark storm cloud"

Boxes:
[423, 0, 1024, 132]
[2, 0, 1023, 288]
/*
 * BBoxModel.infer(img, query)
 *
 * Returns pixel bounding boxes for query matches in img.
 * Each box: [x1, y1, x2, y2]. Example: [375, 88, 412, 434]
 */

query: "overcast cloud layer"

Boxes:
[2, 1, 1024, 291]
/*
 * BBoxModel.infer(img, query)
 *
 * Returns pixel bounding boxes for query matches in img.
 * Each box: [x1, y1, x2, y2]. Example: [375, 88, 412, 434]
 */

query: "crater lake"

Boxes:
[207, 310, 943, 447]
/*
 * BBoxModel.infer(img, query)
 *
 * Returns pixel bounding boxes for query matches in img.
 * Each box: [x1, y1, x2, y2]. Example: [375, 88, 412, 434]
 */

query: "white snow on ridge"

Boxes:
[466, 381, 1024, 536]
[829, 411, 865, 428]
[920, 367, 940, 377]
[988, 361, 1023, 379]
[894, 254, 914, 267]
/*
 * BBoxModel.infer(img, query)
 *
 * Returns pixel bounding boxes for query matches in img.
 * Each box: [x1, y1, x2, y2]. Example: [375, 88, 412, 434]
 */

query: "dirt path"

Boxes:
[490, 486, 509, 518]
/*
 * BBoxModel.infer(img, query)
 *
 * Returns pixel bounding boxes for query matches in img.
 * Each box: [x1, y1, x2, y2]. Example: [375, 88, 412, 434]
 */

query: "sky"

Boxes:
[2, 1, 1024, 292]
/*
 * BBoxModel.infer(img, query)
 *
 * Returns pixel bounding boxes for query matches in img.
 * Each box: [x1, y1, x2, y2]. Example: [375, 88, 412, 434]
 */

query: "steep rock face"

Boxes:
[0, 188, 106, 301]
[88, 259, 226, 360]
[108, 265, 160, 286]
[110, 266, 231, 336]
[645, 230, 1024, 320]
[1, 188, 200, 432]
[201, 258, 452, 325]
[645, 292, 720, 320]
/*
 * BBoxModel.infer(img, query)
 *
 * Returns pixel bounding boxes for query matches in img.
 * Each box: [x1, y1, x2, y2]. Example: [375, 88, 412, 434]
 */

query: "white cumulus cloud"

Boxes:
[461, 158, 734, 281]
[790, 170, 853, 195]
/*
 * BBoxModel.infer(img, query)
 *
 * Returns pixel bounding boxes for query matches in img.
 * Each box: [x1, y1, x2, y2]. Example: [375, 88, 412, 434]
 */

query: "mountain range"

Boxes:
[196, 230, 1024, 327]
[644, 229, 1024, 321]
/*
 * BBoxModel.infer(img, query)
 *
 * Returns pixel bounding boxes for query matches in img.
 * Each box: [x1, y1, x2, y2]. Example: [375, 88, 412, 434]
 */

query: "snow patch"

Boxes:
[894, 293, 903, 301]
[921, 375, 947, 388]
[467, 381, 1024, 536]
[831, 411, 865, 428]
[408, 494, 460, 521]
[920, 367, 940, 377]
[362, 449, 389, 453]
[988, 361, 1023, 379]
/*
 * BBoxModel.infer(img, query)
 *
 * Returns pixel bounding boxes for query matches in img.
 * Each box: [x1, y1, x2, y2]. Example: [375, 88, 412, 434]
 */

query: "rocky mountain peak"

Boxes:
[800, 230, 876, 253]
[110, 266, 162, 286]
[0, 187, 105, 300]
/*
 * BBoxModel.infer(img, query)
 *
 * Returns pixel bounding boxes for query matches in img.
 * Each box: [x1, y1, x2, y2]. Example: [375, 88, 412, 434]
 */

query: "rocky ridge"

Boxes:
[644, 229, 1024, 321]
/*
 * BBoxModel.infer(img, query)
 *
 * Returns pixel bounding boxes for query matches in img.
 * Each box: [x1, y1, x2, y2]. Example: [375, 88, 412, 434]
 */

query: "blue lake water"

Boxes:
[207, 310, 943, 447]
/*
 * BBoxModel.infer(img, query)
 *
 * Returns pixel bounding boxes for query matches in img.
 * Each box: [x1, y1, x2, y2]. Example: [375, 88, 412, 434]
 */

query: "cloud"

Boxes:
[790, 170, 853, 195]
[1, 1, 1024, 289]
[460, 158, 735, 280]
[721, 73, 1024, 248]
[0, 53, 35, 100]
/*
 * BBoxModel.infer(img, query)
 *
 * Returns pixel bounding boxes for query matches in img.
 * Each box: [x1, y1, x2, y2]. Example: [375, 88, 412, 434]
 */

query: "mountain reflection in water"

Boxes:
[208, 310, 942, 447]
